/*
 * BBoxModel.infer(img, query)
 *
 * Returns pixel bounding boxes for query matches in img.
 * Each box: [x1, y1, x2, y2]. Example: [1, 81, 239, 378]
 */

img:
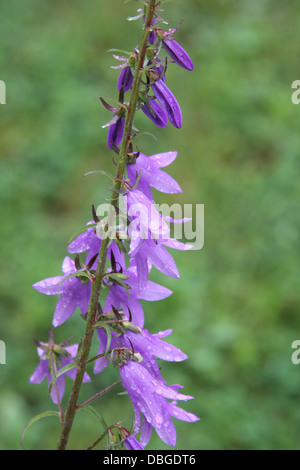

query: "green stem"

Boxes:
[56, 0, 156, 450]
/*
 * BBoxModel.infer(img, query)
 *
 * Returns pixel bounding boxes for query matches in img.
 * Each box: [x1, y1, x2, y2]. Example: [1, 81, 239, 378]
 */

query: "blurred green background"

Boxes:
[1, 0, 300, 450]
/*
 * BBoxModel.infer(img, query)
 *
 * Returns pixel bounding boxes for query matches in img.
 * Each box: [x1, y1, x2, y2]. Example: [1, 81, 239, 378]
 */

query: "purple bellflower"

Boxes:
[30, 343, 90, 404]
[33, 257, 92, 327]
[119, 360, 199, 447]
[118, 328, 188, 382]
[68, 223, 125, 271]
[127, 151, 182, 199]
[31, 6, 199, 451]
[151, 79, 182, 128]
[155, 27, 194, 71]
[125, 188, 170, 241]
[103, 265, 172, 328]
[94, 326, 186, 379]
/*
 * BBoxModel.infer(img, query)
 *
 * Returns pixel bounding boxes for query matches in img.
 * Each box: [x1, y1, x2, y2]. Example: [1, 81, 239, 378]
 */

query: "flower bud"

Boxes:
[151, 80, 182, 128]
[107, 116, 125, 150]
[162, 38, 194, 71]
[117, 66, 134, 93]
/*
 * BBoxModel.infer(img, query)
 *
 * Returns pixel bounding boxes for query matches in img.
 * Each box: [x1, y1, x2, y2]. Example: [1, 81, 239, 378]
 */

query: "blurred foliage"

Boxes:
[0, 0, 300, 450]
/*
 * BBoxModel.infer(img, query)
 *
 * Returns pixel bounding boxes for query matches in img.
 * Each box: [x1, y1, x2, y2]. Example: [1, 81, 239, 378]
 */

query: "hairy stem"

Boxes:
[56, 0, 156, 450]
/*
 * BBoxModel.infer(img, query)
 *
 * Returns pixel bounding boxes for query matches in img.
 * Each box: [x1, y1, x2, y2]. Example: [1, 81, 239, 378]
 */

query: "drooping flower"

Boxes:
[125, 188, 170, 242]
[127, 151, 182, 200]
[30, 343, 90, 404]
[118, 328, 188, 382]
[33, 257, 92, 327]
[68, 222, 125, 270]
[119, 360, 199, 447]
[94, 326, 186, 379]
[103, 265, 172, 328]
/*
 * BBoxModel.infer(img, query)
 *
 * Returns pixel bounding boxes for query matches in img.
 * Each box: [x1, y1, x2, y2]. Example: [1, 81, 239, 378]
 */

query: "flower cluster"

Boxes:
[107, 15, 193, 148]
[30, 336, 90, 404]
[31, 4, 198, 450]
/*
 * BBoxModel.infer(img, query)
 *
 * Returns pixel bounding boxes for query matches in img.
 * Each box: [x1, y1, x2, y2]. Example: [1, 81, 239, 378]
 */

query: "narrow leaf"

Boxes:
[48, 363, 78, 395]
[21, 411, 61, 449]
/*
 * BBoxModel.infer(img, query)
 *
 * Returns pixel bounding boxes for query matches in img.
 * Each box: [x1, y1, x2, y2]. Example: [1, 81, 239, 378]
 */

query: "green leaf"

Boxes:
[21, 411, 61, 449]
[78, 404, 108, 430]
[48, 363, 78, 395]
[103, 326, 112, 357]
[115, 237, 128, 254]
[84, 170, 115, 182]
[107, 48, 132, 57]
[77, 405, 109, 449]
[131, 170, 142, 191]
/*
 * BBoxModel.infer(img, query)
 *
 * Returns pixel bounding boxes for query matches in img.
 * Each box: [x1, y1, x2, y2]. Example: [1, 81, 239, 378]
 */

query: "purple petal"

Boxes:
[124, 435, 144, 451]
[29, 360, 48, 384]
[125, 329, 188, 363]
[49, 374, 65, 405]
[162, 38, 194, 71]
[138, 280, 172, 301]
[62, 257, 76, 275]
[53, 293, 77, 327]
[144, 241, 180, 279]
[168, 403, 200, 423]
[127, 153, 181, 195]
[126, 190, 170, 239]
[141, 100, 168, 128]
[140, 420, 153, 447]
[149, 151, 178, 168]
[33, 276, 64, 295]
[107, 116, 125, 150]
[151, 80, 182, 128]
[118, 66, 134, 93]
[161, 238, 194, 251]
[68, 223, 100, 254]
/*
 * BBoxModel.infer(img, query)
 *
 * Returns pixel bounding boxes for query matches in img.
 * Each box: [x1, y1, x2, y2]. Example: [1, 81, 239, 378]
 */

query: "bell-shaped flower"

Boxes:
[103, 266, 172, 328]
[68, 222, 125, 271]
[118, 328, 188, 382]
[32, 257, 92, 327]
[119, 360, 199, 447]
[30, 343, 90, 404]
[127, 151, 182, 200]
[125, 188, 170, 242]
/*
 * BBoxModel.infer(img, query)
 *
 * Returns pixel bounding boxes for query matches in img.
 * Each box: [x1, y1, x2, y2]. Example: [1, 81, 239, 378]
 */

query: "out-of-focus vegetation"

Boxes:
[0, 0, 300, 450]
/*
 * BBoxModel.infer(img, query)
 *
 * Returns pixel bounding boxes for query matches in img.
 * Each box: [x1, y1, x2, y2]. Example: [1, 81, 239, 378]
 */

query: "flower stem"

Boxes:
[56, 0, 156, 450]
